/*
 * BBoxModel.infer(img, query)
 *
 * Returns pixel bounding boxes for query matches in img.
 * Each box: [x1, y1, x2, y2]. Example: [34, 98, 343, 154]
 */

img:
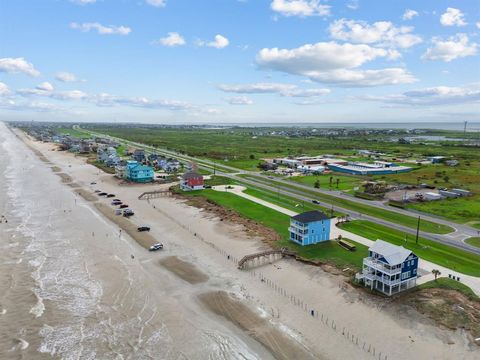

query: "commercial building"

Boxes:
[327, 162, 412, 175]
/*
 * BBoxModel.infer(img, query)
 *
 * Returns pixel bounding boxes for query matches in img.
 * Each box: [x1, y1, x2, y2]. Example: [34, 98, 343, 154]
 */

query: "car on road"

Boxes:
[149, 243, 163, 251]
[90, 182, 97, 185]
[111, 200, 122, 205]
[123, 209, 134, 217]
[137, 226, 150, 232]
[268, 176, 275, 179]
[98, 192, 108, 196]
[106, 194, 115, 198]
[94, 190, 101, 193]
[119, 204, 129, 209]
[312, 200, 320, 204]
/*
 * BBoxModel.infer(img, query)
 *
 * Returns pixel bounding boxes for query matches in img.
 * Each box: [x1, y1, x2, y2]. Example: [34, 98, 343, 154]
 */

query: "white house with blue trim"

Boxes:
[289, 210, 331, 246]
[357, 240, 418, 296]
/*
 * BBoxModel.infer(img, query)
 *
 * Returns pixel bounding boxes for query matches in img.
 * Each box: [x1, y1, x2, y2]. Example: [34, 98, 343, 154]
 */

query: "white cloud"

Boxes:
[70, 0, 97, 5]
[329, 19, 422, 49]
[0, 82, 10, 96]
[402, 9, 418, 20]
[0, 98, 64, 112]
[16, 85, 215, 113]
[155, 32, 186, 47]
[55, 71, 78, 82]
[198, 34, 229, 49]
[256, 41, 416, 86]
[361, 84, 480, 106]
[0, 57, 40, 77]
[422, 34, 477, 62]
[218, 82, 330, 97]
[476, 21, 480, 29]
[70, 22, 131, 35]
[225, 96, 254, 105]
[36, 82, 54, 92]
[271, 0, 330, 17]
[146, 0, 166, 7]
[346, 0, 359, 11]
[440, 8, 467, 27]
[218, 82, 296, 94]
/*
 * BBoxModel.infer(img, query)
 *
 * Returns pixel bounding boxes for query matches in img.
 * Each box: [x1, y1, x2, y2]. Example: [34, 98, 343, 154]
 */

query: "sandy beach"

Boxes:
[2, 123, 478, 359]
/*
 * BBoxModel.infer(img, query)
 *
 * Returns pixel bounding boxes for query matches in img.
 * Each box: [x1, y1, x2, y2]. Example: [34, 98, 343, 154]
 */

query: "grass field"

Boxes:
[417, 278, 479, 301]
[245, 175, 454, 235]
[465, 237, 480, 249]
[340, 220, 480, 276]
[289, 173, 364, 192]
[182, 189, 366, 269]
[56, 127, 91, 139]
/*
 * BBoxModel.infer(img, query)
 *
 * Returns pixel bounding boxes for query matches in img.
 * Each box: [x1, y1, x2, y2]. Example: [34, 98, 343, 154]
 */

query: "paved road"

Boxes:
[76, 127, 480, 255]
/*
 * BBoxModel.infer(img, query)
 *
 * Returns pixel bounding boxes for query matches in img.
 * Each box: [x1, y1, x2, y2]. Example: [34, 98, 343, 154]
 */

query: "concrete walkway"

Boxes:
[212, 185, 480, 296]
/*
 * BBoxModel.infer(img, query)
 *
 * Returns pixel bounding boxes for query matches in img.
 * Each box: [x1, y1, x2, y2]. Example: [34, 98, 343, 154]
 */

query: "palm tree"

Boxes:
[432, 269, 441, 281]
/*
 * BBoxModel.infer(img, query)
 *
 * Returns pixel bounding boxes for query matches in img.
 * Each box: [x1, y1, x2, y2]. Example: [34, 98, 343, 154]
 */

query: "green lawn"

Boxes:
[182, 189, 366, 269]
[243, 187, 344, 217]
[417, 278, 479, 301]
[465, 237, 480, 249]
[56, 127, 91, 139]
[409, 195, 480, 224]
[278, 238, 369, 269]
[340, 220, 480, 277]
[244, 175, 454, 235]
[289, 173, 364, 192]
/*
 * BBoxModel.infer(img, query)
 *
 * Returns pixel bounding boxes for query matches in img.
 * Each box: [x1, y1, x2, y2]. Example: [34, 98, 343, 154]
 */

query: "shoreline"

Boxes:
[12, 127, 480, 359]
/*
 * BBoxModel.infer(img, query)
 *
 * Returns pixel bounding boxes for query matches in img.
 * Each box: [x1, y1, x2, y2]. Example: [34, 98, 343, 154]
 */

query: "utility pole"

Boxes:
[464, 121, 468, 140]
[415, 216, 421, 245]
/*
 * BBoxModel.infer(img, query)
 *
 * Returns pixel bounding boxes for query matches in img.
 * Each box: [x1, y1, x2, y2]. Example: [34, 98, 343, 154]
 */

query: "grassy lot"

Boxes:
[116, 144, 126, 156]
[465, 237, 480, 249]
[289, 173, 365, 192]
[417, 278, 479, 301]
[340, 220, 480, 276]
[56, 127, 91, 139]
[377, 161, 480, 224]
[243, 187, 343, 217]
[277, 238, 369, 269]
[245, 175, 454, 235]
[182, 189, 366, 269]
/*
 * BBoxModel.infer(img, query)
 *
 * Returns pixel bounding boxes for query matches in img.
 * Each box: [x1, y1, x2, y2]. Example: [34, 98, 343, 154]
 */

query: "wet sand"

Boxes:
[161, 256, 209, 284]
[199, 291, 319, 360]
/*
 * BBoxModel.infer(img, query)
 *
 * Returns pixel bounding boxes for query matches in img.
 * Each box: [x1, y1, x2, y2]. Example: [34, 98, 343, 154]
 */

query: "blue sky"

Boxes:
[0, 0, 479, 124]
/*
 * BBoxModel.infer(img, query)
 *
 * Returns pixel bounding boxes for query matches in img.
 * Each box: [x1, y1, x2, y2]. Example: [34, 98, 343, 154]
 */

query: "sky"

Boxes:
[0, 0, 479, 124]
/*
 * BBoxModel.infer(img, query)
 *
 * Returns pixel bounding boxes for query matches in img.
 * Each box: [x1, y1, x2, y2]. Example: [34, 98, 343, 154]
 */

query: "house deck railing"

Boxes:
[363, 258, 401, 275]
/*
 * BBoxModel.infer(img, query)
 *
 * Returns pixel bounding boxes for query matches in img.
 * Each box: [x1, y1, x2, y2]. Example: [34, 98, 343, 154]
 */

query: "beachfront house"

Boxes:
[357, 240, 418, 296]
[180, 171, 204, 191]
[289, 210, 331, 246]
[125, 160, 154, 183]
[133, 149, 146, 163]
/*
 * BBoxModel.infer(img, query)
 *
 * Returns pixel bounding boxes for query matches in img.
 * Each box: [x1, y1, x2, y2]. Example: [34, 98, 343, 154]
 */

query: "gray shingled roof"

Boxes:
[182, 171, 202, 180]
[291, 210, 330, 223]
[369, 240, 413, 265]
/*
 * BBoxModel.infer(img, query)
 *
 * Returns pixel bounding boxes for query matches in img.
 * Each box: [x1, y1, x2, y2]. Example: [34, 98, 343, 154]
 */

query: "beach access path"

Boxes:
[212, 185, 480, 295]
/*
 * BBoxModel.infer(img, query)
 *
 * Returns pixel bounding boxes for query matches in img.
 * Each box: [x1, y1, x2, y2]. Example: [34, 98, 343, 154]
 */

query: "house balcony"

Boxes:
[363, 258, 401, 275]
[362, 272, 402, 286]
[288, 226, 309, 235]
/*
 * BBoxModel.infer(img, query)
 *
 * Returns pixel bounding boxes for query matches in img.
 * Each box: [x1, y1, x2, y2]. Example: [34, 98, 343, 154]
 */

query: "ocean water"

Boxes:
[0, 123, 265, 359]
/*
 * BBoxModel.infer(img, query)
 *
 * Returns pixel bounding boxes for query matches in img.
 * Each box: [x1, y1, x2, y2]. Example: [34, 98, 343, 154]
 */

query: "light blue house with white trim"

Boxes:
[357, 240, 418, 296]
[125, 160, 154, 183]
[289, 211, 331, 246]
